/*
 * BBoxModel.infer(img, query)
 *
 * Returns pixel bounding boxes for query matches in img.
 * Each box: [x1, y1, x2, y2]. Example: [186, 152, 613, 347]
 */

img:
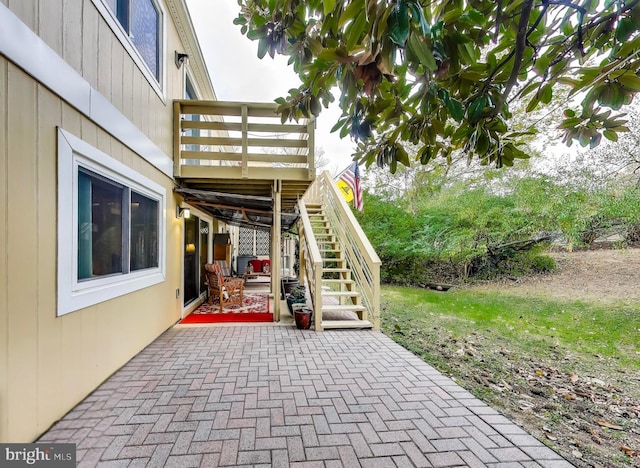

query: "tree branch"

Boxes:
[482, 0, 535, 119]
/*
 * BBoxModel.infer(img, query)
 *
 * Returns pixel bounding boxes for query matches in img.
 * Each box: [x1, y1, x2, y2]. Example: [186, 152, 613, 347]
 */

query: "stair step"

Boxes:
[322, 279, 355, 284]
[323, 267, 350, 273]
[321, 290, 360, 297]
[321, 304, 366, 312]
[321, 320, 373, 329]
[322, 257, 344, 262]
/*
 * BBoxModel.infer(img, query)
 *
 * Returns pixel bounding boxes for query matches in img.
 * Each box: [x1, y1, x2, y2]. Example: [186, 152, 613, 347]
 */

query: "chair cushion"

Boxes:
[214, 260, 232, 277]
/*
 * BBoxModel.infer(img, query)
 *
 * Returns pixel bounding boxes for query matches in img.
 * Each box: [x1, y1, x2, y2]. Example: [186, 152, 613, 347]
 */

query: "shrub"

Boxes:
[358, 175, 635, 284]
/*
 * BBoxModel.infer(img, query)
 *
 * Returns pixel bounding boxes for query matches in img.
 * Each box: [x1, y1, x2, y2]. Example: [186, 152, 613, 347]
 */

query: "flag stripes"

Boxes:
[338, 162, 363, 212]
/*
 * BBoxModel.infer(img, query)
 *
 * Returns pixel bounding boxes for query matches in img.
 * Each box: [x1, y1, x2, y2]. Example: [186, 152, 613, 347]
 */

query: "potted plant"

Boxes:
[293, 306, 313, 330]
[286, 285, 307, 314]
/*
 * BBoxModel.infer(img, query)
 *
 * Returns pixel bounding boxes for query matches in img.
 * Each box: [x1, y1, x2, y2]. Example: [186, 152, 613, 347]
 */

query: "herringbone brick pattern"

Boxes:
[39, 326, 573, 467]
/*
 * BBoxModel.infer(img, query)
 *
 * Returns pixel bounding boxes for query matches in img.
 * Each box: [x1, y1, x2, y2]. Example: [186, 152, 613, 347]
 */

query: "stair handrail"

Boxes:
[317, 171, 381, 329]
[297, 200, 324, 330]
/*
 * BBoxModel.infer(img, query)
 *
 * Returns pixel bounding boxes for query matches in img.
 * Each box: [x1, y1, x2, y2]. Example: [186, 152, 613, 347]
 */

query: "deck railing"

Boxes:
[297, 201, 324, 330]
[173, 100, 315, 180]
[302, 171, 381, 330]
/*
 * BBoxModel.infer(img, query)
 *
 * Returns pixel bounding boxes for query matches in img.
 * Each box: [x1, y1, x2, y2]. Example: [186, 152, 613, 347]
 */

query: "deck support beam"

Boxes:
[272, 180, 282, 321]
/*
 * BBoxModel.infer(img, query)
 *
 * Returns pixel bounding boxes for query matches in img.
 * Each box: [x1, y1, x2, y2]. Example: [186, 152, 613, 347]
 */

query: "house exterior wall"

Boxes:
[0, 0, 212, 442]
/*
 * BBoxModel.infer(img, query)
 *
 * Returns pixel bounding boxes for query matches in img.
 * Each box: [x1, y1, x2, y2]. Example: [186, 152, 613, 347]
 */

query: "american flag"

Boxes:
[339, 162, 363, 212]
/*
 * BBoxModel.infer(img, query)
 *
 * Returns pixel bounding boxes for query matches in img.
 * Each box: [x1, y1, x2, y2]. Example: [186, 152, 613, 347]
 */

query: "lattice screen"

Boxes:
[238, 227, 271, 256]
[238, 227, 254, 256]
[256, 230, 270, 256]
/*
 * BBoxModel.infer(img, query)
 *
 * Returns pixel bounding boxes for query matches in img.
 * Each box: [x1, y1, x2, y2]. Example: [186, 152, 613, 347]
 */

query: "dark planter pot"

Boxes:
[282, 278, 300, 295]
[286, 296, 306, 314]
[294, 308, 312, 329]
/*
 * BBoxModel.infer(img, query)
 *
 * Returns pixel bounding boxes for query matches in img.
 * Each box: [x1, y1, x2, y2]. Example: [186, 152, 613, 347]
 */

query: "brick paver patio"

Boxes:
[39, 325, 573, 467]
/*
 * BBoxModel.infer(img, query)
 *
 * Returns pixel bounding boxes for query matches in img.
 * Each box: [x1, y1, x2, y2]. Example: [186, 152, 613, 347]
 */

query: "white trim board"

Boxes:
[57, 128, 167, 316]
[0, 3, 174, 179]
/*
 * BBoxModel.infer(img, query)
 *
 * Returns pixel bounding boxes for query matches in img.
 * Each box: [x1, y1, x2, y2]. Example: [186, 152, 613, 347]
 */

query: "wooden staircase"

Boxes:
[305, 203, 373, 330]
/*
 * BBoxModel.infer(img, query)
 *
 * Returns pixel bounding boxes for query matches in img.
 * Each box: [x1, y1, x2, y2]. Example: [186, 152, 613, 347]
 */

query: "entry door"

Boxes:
[184, 215, 210, 306]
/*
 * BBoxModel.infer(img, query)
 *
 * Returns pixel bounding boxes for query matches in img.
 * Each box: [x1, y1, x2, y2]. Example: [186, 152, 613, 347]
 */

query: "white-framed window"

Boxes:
[92, 0, 166, 99]
[57, 128, 167, 316]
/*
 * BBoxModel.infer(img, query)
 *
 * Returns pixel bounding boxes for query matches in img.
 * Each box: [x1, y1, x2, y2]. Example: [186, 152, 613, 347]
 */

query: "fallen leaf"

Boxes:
[597, 420, 624, 430]
[500, 379, 512, 390]
[572, 450, 582, 458]
[545, 433, 558, 441]
[535, 369, 545, 376]
[569, 372, 579, 384]
[564, 394, 577, 401]
[620, 445, 638, 457]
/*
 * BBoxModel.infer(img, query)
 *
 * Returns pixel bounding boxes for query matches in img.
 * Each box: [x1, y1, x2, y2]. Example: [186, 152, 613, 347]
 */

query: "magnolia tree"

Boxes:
[234, 0, 640, 171]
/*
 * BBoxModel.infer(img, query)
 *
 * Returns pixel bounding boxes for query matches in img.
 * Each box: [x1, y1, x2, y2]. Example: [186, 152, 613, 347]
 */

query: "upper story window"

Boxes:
[104, 0, 161, 81]
[93, 0, 165, 98]
[184, 75, 201, 155]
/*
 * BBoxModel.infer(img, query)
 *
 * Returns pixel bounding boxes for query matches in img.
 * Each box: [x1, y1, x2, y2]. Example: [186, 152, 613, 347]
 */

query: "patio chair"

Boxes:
[204, 263, 244, 312]
[214, 260, 233, 277]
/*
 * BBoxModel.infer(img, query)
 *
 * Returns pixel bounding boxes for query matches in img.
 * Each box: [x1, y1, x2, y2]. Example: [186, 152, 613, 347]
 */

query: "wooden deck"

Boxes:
[173, 100, 315, 211]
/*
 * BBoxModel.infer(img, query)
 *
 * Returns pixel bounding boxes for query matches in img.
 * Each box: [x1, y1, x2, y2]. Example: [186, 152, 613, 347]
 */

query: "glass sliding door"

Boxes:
[199, 219, 209, 295]
[183, 214, 211, 307]
[183, 216, 199, 306]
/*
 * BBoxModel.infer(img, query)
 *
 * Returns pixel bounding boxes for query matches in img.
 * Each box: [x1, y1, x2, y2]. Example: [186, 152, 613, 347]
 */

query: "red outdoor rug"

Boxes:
[180, 293, 272, 324]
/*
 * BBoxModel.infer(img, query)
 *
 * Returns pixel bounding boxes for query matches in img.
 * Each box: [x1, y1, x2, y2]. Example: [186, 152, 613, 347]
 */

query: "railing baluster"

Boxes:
[241, 104, 248, 178]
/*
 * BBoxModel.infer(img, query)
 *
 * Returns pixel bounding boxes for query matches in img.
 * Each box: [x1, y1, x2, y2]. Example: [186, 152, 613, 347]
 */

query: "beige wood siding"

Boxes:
[0, 60, 184, 442]
[0, 52, 9, 445]
[6, 62, 39, 441]
[11, 0, 187, 158]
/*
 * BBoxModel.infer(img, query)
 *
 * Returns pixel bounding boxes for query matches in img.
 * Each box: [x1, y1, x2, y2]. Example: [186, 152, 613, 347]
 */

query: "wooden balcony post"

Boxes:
[272, 179, 282, 321]
[307, 118, 316, 181]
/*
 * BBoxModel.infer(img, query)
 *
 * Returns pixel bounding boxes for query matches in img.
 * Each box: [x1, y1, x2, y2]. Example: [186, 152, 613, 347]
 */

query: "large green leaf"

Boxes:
[618, 73, 640, 91]
[388, 0, 410, 46]
[446, 98, 464, 122]
[407, 33, 437, 71]
[338, 0, 364, 27]
[615, 17, 636, 42]
[468, 96, 487, 121]
[408, 1, 430, 35]
[323, 0, 336, 15]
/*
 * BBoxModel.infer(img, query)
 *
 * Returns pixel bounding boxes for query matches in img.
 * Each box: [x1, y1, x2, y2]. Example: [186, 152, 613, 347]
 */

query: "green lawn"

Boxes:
[381, 285, 640, 373]
[380, 285, 640, 466]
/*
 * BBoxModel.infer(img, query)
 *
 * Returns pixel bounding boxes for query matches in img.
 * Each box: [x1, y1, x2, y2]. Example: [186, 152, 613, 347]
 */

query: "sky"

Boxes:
[185, 0, 357, 176]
